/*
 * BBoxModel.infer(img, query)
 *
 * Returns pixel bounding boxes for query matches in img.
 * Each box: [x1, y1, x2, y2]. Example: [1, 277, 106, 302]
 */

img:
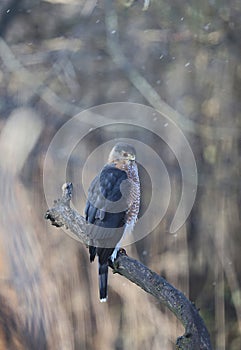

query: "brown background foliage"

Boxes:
[0, 1, 240, 349]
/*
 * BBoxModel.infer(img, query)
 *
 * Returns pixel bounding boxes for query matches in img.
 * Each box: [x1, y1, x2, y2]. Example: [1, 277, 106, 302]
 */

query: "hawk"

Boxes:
[85, 142, 140, 302]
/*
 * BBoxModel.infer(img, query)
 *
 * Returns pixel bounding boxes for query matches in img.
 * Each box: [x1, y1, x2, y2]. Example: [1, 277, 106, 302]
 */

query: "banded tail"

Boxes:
[98, 262, 108, 302]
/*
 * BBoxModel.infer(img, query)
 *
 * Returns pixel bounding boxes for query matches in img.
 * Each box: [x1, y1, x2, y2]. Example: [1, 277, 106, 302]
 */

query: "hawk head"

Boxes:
[108, 142, 136, 163]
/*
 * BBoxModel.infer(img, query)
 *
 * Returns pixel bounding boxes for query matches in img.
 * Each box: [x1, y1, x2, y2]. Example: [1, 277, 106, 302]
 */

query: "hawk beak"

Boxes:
[128, 154, 136, 161]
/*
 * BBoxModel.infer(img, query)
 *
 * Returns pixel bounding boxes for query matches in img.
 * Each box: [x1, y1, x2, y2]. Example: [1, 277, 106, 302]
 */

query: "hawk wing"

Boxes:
[85, 164, 130, 261]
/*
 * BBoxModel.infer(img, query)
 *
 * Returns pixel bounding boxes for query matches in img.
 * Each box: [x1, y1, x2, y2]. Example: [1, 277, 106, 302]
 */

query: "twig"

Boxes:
[45, 183, 212, 350]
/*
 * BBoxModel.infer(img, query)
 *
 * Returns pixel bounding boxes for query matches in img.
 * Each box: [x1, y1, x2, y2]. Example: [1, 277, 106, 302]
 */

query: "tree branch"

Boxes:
[45, 183, 212, 350]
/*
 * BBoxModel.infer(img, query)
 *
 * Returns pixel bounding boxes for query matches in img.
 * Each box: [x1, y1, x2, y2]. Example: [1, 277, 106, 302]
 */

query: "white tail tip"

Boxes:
[100, 298, 107, 303]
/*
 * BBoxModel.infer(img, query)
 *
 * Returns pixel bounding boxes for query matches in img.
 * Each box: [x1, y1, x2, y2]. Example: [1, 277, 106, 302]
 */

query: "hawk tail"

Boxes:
[98, 262, 108, 302]
[89, 246, 96, 262]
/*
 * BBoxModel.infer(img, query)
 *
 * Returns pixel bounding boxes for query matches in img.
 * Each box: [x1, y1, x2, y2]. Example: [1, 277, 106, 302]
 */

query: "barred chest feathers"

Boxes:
[115, 160, 140, 235]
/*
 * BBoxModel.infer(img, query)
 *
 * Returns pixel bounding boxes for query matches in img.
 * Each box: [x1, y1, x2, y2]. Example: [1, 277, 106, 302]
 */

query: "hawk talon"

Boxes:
[108, 257, 119, 272]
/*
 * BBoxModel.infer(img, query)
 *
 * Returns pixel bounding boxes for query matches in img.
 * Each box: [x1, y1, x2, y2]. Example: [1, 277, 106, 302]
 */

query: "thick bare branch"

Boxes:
[45, 183, 88, 244]
[111, 252, 212, 350]
[45, 183, 212, 350]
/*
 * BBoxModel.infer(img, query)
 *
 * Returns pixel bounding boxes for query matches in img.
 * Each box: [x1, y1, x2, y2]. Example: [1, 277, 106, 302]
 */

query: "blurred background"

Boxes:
[0, 0, 240, 349]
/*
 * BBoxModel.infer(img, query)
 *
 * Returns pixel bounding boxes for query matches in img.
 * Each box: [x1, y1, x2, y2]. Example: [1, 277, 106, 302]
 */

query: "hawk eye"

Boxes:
[123, 152, 128, 157]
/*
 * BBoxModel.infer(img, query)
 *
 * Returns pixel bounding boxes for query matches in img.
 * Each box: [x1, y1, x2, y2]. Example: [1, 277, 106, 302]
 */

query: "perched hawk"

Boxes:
[85, 143, 140, 302]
